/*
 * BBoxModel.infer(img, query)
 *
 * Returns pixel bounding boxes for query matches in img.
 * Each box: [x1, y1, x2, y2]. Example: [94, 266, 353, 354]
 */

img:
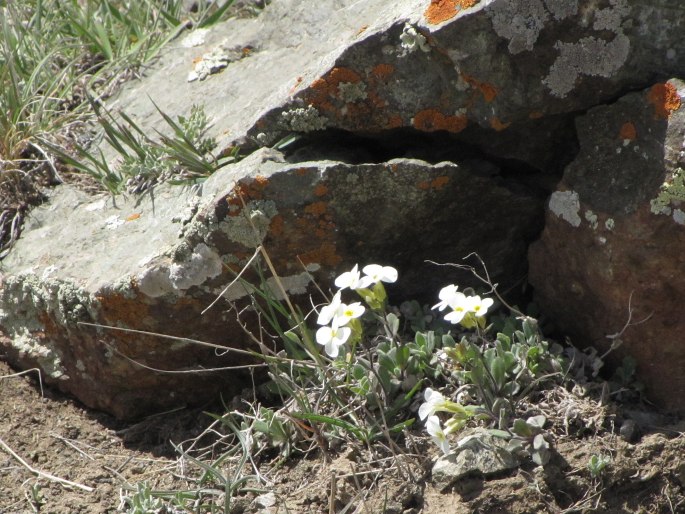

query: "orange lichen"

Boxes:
[96, 293, 150, 329]
[529, 111, 544, 119]
[304, 201, 328, 216]
[307, 67, 363, 110]
[295, 167, 310, 176]
[413, 109, 468, 133]
[314, 184, 329, 197]
[329, 67, 362, 85]
[356, 25, 369, 36]
[647, 82, 682, 119]
[490, 116, 511, 131]
[431, 176, 450, 189]
[372, 63, 395, 79]
[418, 175, 451, 191]
[367, 90, 386, 108]
[619, 121, 637, 141]
[226, 177, 270, 212]
[425, 0, 478, 25]
[462, 74, 498, 102]
[126, 213, 141, 221]
[299, 242, 342, 267]
[386, 115, 404, 128]
[269, 214, 284, 236]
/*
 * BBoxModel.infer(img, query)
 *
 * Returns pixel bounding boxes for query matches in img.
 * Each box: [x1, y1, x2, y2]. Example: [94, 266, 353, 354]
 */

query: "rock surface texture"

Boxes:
[1, 0, 685, 416]
[529, 79, 685, 412]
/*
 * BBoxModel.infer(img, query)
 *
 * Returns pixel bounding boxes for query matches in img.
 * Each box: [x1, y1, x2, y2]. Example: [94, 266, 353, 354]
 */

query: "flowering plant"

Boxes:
[315, 264, 398, 358]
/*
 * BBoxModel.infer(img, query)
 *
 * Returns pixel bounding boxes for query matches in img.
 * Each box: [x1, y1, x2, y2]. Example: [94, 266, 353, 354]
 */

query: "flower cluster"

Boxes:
[418, 388, 477, 455]
[420, 286, 495, 455]
[433, 284, 494, 329]
[315, 264, 398, 358]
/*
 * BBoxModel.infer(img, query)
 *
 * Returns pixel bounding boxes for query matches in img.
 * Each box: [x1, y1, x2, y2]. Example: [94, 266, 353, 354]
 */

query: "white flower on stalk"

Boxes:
[315, 324, 351, 358]
[334, 264, 363, 290]
[317, 291, 365, 327]
[464, 295, 494, 317]
[359, 264, 398, 288]
[443, 292, 470, 324]
[432, 284, 460, 311]
[317, 291, 343, 325]
[418, 388, 449, 420]
[426, 415, 450, 455]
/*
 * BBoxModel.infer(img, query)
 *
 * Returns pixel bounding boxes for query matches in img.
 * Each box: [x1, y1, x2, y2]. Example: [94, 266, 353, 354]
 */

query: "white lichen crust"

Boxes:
[549, 190, 581, 227]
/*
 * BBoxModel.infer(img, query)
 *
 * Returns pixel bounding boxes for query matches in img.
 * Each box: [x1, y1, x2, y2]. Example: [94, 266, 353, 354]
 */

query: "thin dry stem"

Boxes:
[0, 437, 94, 492]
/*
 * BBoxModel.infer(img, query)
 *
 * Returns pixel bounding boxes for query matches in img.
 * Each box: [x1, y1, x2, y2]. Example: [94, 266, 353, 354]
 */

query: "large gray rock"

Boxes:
[0, 149, 541, 417]
[3, 0, 685, 416]
[109, 0, 685, 172]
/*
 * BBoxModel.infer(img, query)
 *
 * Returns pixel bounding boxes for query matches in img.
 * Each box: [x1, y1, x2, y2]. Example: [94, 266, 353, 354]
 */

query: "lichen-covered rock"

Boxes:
[0, 149, 542, 418]
[528, 79, 685, 412]
[107, 0, 684, 174]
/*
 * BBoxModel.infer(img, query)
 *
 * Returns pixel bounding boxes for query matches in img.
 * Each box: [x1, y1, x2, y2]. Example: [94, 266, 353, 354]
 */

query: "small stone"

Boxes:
[432, 430, 519, 491]
[619, 419, 638, 443]
[255, 492, 277, 508]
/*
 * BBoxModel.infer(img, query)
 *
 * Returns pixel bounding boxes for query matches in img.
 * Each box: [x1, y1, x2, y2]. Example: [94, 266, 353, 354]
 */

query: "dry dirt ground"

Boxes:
[1, 358, 685, 514]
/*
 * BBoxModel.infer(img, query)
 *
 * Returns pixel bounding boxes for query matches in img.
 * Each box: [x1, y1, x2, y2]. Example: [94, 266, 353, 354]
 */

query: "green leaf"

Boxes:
[386, 312, 400, 338]
[396, 345, 410, 368]
[512, 418, 532, 437]
[522, 317, 537, 341]
[490, 356, 506, 391]
[290, 412, 367, 441]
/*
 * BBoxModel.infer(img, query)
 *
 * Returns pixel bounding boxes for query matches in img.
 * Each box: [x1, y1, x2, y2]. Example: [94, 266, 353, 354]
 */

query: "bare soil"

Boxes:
[1, 359, 684, 513]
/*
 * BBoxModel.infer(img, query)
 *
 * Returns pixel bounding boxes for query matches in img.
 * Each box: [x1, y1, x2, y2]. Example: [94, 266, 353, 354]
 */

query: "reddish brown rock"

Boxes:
[529, 79, 685, 412]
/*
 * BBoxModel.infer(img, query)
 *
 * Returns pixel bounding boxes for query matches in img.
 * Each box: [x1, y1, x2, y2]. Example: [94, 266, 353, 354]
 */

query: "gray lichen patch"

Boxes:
[399, 23, 430, 54]
[280, 105, 329, 132]
[549, 190, 581, 227]
[0, 274, 99, 328]
[488, 0, 549, 54]
[544, 35, 630, 98]
[216, 270, 314, 302]
[650, 167, 685, 216]
[543, 0, 630, 98]
[137, 242, 223, 297]
[0, 275, 98, 379]
[169, 243, 223, 290]
[338, 81, 367, 102]
[11, 329, 68, 379]
[584, 210, 598, 230]
[543, 0, 578, 20]
[219, 199, 277, 248]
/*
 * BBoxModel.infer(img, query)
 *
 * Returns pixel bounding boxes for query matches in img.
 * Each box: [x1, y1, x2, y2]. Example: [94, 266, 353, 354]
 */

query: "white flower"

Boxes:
[443, 292, 470, 324]
[359, 264, 398, 288]
[464, 295, 494, 317]
[315, 324, 351, 358]
[334, 264, 363, 290]
[432, 284, 460, 311]
[426, 415, 450, 455]
[317, 291, 343, 325]
[418, 388, 448, 420]
[334, 301, 365, 326]
[317, 291, 365, 327]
